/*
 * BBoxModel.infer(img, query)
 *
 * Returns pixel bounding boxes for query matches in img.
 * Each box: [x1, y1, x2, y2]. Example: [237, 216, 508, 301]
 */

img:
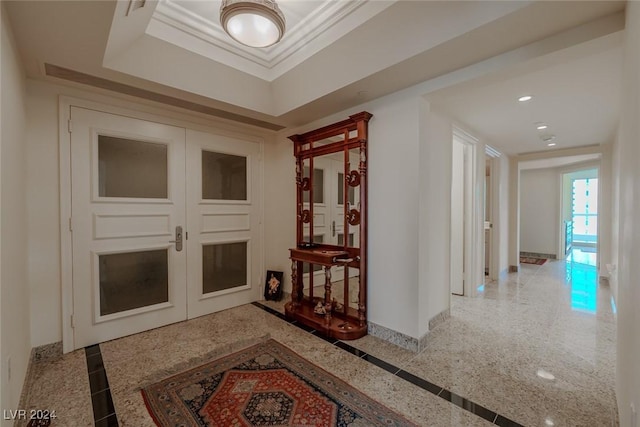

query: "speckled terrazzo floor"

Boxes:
[19, 249, 617, 426]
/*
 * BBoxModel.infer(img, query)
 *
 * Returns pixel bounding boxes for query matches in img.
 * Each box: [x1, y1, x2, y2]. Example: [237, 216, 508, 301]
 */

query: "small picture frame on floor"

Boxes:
[264, 270, 284, 301]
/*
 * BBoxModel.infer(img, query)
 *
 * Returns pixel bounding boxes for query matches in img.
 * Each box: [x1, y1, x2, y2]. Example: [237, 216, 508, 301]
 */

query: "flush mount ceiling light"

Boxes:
[518, 95, 533, 102]
[536, 124, 548, 130]
[220, 0, 286, 48]
[547, 142, 557, 147]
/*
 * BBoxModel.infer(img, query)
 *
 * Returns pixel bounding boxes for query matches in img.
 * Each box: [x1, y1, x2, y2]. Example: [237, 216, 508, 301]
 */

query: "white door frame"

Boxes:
[485, 145, 502, 281]
[451, 128, 482, 297]
[59, 96, 265, 353]
[450, 138, 465, 295]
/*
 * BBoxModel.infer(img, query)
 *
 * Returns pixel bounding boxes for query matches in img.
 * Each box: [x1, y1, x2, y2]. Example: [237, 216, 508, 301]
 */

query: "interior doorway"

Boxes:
[450, 130, 479, 296]
[561, 168, 599, 263]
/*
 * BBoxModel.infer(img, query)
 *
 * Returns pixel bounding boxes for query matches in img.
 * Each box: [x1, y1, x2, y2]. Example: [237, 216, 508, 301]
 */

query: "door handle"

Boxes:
[169, 226, 183, 251]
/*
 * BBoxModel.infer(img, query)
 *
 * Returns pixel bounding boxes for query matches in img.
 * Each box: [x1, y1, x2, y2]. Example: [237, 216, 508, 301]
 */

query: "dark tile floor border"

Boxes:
[84, 345, 119, 427]
[252, 301, 525, 427]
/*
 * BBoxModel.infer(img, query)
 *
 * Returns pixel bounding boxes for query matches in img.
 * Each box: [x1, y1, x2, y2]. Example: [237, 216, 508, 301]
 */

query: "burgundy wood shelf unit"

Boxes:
[285, 112, 372, 340]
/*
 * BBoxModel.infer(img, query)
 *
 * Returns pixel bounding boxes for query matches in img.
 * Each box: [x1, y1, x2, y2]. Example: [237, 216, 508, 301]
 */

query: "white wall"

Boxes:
[598, 147, 613, 279]
[508, 157, 520, 268]
[25, 83, 62, 346]
[1, 4, 31, 418]
[610, 134, 620, 303]
[496, 154, 511, 275]
[614, 3, 640, 425]
[369, 96, 421, 338]
[263, 132, 296, 280]
[418, 105, 454, 335]
[520, 168, 559, 257]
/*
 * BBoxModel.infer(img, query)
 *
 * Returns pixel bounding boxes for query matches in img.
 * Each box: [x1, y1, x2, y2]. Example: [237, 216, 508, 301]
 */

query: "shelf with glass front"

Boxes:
[285, 112, 372, 340]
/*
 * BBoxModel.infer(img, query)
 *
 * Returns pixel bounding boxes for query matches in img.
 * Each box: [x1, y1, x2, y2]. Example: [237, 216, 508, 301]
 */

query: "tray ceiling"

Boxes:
[149, 0, 393, 80]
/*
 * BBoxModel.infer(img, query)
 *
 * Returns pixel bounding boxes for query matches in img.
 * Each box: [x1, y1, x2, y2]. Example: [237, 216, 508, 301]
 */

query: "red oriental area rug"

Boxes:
[141, 339, 416, 427]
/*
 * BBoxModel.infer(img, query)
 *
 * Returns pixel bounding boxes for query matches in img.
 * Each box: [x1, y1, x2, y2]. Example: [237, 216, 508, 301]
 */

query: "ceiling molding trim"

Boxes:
[148, 0, 392, 80]
[44, 63, 284, 131]
[152, 0, 268, 64]
[453, 127, 480, 145]
[516, 144, 602, 160]
[485, 145, 501, 158]
[268, 1, 365, 64]
[153, 0, 365, 65]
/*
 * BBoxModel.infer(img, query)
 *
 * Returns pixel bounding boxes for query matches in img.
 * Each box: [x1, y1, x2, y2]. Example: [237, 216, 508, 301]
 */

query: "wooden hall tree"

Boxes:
[285, 112, 372, 340]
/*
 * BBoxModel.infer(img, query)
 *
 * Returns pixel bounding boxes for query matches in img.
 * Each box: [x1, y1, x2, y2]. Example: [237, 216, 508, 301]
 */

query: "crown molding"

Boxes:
[148, 0, 394, 81]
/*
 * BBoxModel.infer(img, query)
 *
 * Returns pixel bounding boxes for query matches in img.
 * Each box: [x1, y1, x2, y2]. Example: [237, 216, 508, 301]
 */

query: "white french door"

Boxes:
[70, 107, 261, 349]
[185, 129, 261, 318]
[71, 107, 187, 348]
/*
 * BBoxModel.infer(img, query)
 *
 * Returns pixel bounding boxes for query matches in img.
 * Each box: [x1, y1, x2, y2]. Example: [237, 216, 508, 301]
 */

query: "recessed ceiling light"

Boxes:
[537, 368, 556, 380]
[545, 418, 555, 426]
[518, 95, 533, 102]
[537, 124, 548, 130]
[547, 143, 557, 147]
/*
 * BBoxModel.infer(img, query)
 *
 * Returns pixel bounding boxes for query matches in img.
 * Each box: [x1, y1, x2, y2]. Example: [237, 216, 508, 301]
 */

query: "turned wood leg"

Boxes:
[296, 261, 304, 302]
[324, 265, 332, 324]
[290, 259, 298, 310]
[358, 275, 366, 326]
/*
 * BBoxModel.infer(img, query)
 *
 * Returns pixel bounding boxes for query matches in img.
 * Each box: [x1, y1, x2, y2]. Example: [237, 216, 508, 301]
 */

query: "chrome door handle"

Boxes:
[169, 226, 183, 251]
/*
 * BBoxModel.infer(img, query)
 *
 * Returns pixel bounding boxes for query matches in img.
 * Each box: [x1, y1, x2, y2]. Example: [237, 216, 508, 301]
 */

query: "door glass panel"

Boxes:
[98, 136, 168, 198]
[303, 166, 324, 204]
[99, 249, 169, 316]
[203, 242, 247, 293]
[202, 151, 247, 200]
[337, 172, 355, 205]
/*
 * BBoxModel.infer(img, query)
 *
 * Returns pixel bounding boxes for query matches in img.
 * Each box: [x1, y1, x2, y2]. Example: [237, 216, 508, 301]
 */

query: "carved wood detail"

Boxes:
[346, 209, 361, 226]
[346, 170, 360, 187]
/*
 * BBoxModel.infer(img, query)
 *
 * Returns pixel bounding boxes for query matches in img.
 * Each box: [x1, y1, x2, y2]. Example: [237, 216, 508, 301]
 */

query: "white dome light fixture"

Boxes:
[220, 0, 286, 48]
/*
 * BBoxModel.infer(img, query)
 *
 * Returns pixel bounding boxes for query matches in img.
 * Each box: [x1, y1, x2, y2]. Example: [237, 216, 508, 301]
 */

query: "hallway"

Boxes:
[404, 255, 617, 425]
[19, 256, 617, 426]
